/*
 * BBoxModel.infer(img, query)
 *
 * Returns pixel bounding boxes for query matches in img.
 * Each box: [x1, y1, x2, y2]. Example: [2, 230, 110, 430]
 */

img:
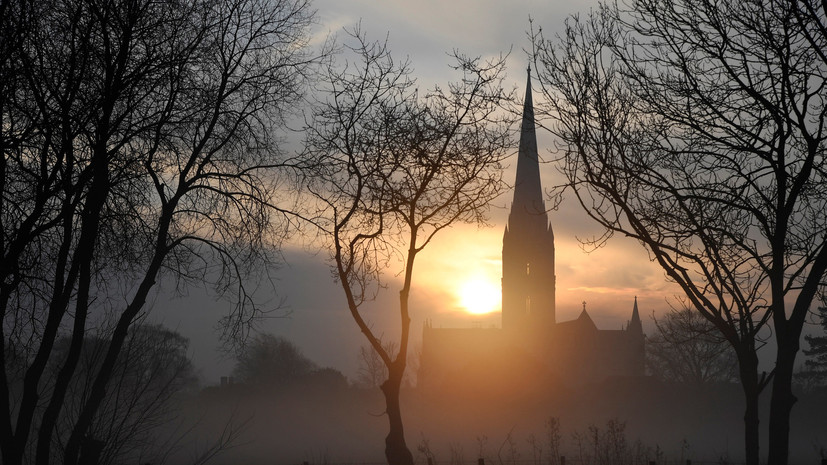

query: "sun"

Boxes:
[457, 277, 500, 315]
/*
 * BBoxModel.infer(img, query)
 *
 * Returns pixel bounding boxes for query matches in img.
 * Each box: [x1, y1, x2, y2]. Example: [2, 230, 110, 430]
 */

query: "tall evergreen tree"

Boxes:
[800, 307, 827, 390]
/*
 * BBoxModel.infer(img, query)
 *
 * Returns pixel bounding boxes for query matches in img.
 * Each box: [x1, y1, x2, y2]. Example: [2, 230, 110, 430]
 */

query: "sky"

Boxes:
[153, 0, 684, 383]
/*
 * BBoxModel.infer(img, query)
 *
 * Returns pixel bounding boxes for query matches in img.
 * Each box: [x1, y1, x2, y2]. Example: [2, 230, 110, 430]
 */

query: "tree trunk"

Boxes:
[767, 343, 798, 465]
[63, 228, 169, 465]
[36, 159, 106, 465]
[737, 349, 761, 465]
[743, 383, 760, 465]
[380, 371, 413, 465]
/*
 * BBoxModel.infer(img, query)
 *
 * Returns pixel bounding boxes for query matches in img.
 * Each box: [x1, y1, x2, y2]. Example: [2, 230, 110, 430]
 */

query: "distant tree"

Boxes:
[647, 307, 738, 385]
[356, 340, 417, 389]
[798, 306, 827, 391]
[304, 367, 349, 391]
[233, 334, 317, 388]
[532, 0, 827, 463]
[300, 27, 513, 465]
[357, 342, 393, 389]
[0, 0, 316, 463]
[51, 324, 196, 465]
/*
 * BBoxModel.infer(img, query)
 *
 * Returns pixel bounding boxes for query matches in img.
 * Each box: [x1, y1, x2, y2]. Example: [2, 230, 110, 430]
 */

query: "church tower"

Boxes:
[502, 67, 556, 334]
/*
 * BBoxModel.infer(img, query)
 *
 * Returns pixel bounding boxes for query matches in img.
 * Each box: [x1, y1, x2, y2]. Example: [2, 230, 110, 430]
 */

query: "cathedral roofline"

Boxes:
[577, 308, 596, 326]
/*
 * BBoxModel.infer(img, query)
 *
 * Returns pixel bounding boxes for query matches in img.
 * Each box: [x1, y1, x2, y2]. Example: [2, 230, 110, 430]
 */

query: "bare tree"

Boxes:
[532, 0, 827, 463]
[300, 28, 513, 465]
[357, 342, 394, 389]
[49, 324, 196, 465]
[356, 340, 417, 389]
[0, 0, 316, 463]
[647, 306, 738, 385]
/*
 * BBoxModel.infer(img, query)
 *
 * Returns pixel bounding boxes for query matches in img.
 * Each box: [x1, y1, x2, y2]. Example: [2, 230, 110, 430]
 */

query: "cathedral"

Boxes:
[418, 69, 644, 390]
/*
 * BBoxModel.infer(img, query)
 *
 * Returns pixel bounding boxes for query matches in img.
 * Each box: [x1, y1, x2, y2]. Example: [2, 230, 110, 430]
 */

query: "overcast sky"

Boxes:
[153, 0, 684, 384]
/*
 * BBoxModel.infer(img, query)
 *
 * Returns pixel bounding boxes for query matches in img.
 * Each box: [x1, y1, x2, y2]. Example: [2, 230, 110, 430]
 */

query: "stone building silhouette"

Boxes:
[418, 68, 644, 390]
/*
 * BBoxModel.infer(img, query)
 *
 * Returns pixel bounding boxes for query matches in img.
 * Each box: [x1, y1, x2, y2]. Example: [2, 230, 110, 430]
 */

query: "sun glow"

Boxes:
[457, 277, 501, 315]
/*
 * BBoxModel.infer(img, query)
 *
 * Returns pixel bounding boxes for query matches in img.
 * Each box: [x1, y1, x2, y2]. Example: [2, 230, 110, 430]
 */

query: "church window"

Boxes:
[526, 262, 530, 276]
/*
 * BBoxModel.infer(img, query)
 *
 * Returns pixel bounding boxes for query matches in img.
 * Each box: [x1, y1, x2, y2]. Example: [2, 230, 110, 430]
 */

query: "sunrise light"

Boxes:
[457, 276, 500, 315]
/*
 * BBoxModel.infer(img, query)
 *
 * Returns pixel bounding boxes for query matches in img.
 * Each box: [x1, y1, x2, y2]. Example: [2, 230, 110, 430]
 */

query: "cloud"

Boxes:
[311, 0, 598, 91]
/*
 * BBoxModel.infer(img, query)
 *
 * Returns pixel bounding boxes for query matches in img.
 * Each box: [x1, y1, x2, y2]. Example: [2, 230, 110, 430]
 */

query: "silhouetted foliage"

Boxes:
[570, 419, 653, 465]
[233, 334, 317, 388]
[799, 306, 827, 391]
[647, 307, 738, 385]
[0, 0, 316, 462]
[300, 26, 513, 465]
[532, 0, 827, 463]
[304, 366, 349, 391]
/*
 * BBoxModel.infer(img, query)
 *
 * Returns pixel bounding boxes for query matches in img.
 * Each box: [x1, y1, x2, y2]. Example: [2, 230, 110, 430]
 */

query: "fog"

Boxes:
[145, 235, 826, 465]
[158, 375, 827, 465]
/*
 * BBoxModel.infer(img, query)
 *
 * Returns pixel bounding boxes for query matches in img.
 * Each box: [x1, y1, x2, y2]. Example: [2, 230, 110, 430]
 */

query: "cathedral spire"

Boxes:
[628, 296, 643, 333]
[502, 67, 556, 332]
[510, 66, 545, 224]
